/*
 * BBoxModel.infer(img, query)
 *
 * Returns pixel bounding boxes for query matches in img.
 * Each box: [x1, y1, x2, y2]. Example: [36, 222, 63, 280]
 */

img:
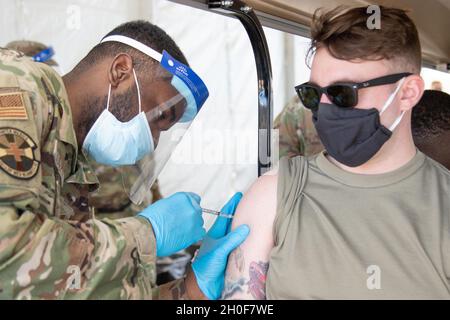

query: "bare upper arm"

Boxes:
[221, 170, 278, 300]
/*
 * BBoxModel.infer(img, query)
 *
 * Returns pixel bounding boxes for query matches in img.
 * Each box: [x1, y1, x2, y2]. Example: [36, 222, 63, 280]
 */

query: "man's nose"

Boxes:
[320, 93, 332, 104]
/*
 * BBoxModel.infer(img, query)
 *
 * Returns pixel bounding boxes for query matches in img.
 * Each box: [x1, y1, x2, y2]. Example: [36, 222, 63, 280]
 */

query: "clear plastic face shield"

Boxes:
[99, 35, 209, 205]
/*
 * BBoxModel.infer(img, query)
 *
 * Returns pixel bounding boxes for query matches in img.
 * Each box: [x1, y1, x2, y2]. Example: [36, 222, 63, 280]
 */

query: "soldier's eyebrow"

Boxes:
[309, 77, 366, 86]
[331, 77, 367, 83]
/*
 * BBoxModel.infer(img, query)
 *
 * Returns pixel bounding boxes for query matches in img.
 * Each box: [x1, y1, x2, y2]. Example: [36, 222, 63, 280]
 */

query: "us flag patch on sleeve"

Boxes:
[0, 92, 28, 120]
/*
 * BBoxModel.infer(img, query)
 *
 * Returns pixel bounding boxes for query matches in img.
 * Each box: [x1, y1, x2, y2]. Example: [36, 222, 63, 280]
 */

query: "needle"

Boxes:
[202, 208, 234, 219]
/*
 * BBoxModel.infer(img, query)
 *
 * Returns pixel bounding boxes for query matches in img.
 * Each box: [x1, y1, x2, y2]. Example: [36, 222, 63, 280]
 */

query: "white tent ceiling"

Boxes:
[243, 0, 450, 66]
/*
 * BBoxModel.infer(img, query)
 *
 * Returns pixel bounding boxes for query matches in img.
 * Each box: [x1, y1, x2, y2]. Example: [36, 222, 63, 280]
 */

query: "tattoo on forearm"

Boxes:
[230, 247, 245, 273]
[222, 258, 269, 300]
[222, 247, 246, 299]
[222, 277, 246, 299]
[248, 261, 269, 299]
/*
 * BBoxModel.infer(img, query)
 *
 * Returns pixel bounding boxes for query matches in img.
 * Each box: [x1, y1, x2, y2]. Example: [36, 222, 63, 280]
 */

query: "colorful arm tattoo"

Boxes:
[222, 246, 269, 300]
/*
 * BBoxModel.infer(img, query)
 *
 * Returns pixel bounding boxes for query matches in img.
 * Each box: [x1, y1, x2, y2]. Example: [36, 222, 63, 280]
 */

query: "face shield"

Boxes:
[99, 35, 209, 205]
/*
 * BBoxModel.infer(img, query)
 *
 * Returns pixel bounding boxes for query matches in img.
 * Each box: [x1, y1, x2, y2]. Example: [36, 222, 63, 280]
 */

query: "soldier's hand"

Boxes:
[139, 192, 206, 257]
[191, 193, 250, 300]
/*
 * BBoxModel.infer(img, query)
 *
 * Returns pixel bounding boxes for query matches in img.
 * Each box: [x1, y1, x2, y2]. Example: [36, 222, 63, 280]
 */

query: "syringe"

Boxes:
[201, 208, 234, 219]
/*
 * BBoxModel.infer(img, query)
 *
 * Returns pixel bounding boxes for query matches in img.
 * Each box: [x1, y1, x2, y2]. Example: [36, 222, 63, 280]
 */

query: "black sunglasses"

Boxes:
[295, 72, 413, 111]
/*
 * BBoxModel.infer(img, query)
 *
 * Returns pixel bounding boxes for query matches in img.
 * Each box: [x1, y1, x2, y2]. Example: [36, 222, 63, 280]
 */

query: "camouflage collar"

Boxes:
[65, 151, 99, 191]
[44, 67, 80, 172]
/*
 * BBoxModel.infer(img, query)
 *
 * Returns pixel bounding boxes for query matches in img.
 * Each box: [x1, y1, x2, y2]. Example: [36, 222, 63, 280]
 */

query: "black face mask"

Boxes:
[312, 103, 394, 167]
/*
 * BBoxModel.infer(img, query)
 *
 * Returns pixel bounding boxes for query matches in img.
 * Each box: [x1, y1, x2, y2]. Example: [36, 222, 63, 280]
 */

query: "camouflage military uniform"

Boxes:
[0, 48, 188, 299]
[274, 95, 324, 158]
[5, 39, 179, 285]
[90, 164, 192, 285]
[90, 164, 162, 220]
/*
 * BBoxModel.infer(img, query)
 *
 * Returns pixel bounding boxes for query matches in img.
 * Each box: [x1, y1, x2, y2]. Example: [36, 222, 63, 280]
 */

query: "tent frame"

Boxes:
[172, 0, 275, 176]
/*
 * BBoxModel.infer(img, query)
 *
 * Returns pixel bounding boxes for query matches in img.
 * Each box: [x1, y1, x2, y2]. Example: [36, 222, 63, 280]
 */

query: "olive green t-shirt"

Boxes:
[267, 151, 450, 299]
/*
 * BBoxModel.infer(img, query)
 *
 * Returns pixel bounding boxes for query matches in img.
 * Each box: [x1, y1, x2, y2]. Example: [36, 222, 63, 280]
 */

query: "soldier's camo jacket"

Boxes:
[0, 48, 186, 300]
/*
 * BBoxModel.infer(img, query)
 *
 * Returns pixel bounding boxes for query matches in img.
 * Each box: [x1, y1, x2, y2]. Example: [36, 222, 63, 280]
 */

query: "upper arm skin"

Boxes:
[221, 170, 278, 300]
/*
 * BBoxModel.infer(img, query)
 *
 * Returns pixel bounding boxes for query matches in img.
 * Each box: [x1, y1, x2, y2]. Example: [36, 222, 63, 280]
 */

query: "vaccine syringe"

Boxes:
[201, 208, 234, 219]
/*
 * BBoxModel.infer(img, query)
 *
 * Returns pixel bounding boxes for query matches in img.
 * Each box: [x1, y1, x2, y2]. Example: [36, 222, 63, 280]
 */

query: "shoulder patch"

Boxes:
[0, 127, 39, 179]
[0, 91, 28, 120]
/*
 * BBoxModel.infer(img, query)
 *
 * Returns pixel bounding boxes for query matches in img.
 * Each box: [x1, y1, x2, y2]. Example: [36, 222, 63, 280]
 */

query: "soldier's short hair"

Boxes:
[412, 90, 450, 142]
[308, 6, 422, 74]
[73, 20, 188, 77]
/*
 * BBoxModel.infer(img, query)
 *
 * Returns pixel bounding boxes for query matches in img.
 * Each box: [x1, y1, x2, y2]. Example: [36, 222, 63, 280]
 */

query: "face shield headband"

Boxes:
[100, 35, 209, 122]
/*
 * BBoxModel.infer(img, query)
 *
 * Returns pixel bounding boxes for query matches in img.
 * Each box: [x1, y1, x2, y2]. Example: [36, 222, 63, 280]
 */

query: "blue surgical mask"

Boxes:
[82, 68, 154, 167]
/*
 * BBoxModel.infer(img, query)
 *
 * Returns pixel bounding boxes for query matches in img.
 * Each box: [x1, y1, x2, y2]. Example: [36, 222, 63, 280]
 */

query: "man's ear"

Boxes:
[108, 53, 133, 87]
[399, 74, 425, 112]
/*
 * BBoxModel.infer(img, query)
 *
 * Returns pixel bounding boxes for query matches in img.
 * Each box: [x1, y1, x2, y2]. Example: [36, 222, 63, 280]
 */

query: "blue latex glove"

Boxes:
[139, 192, 206, 257]
[191, 192, 250, 300]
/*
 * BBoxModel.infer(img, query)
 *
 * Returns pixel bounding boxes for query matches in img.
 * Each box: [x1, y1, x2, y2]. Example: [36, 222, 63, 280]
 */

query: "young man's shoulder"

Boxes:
[423, 154, 450, 179]
[421, 155, 450, 199]
[230, 167, 278, 235]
